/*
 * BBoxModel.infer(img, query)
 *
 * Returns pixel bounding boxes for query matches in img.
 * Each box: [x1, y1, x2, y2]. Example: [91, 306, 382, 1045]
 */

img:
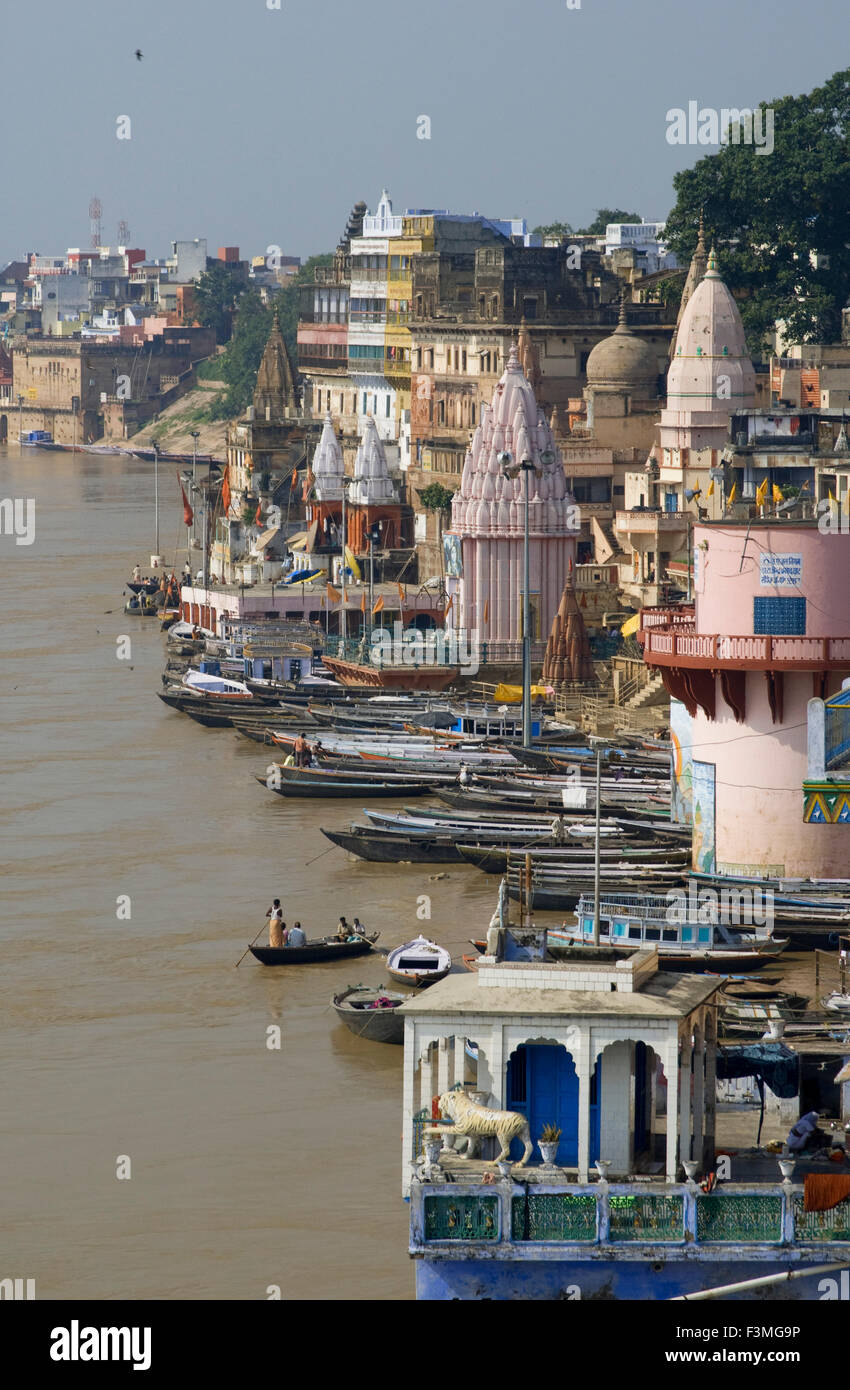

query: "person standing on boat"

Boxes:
[458, 762, 470, 788]
[266, 899, 284, 948]
[132, 563, 141, 583]
[287, 921, 306, 948]
[293, 732, 311, 768]
[550, 813, 567, 844]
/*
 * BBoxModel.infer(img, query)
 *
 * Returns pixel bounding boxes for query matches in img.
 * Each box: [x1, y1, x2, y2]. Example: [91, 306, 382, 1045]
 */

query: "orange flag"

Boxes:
[397, 582, 405, 604]
[221, 469, 231, 514]
[372, 595, 385, 616]
[255, 499, 262, 523]
[360, 592, 366, 614]
[179, 478, 193, 526]
[327, 583, 341, 603]
[444, 593, 454, 620]
[483, 599, 489, 624]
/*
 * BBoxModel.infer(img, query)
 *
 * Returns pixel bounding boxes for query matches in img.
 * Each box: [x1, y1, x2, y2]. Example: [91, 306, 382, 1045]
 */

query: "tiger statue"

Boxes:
[436, 1090, 532, 1167]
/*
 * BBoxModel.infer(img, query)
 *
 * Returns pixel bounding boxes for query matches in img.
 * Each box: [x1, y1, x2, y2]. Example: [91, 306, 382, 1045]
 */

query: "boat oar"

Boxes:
[234, 925, 268, 968]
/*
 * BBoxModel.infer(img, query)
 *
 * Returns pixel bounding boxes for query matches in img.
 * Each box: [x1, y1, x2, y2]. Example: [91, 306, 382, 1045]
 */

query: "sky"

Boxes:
[0, 0, 845, 266]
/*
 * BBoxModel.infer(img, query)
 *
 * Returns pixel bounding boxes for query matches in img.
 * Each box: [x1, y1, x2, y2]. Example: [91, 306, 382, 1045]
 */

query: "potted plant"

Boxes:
[538, 1124, 561, 1166]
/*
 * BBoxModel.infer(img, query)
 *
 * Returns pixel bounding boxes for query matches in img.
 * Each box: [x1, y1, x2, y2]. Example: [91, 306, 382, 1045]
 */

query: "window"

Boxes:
[753, 597, 806, 635]
[522, 297, 537, 319]
[628, 926, 642, 940]
[645, 927, 660, 940]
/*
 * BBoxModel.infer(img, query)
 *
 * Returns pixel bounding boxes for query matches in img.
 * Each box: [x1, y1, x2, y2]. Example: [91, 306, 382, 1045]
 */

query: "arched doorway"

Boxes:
[410, 612, 437, 631]
[0, 415, 7, 443]
[507, 1043, 599, 1166]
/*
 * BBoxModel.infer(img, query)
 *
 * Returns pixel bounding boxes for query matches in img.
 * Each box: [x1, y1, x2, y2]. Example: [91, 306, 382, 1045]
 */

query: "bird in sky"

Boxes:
[135, 49, 143, 61]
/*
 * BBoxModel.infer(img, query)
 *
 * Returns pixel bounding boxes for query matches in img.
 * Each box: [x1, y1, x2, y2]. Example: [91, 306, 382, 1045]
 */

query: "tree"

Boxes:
[532, 221, 573, 240]
[192, 263, 240, 343]
[417, 483, 455, 580]
[576, 209, 642, 235]
[663, 67, 850, 353]
[199, 253, 334, 421]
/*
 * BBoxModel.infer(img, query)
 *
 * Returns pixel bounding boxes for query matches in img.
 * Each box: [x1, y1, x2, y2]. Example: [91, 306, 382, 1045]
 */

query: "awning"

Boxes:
[254, 525, 281, 551]
[620, 613, 641, 637]
[287, 531, 308, 551]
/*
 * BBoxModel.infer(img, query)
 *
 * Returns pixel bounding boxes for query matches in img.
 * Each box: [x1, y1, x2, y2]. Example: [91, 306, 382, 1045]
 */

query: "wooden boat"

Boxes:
[258, 768, 435, 798]
[461, 954, 480, 973]
[249, 931, 378, 965]
[331, 984, 407, 1043]
[386, 935, 451, 986]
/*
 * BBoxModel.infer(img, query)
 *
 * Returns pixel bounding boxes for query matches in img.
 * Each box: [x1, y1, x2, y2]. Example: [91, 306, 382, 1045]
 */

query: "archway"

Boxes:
[507, 1042, 593, 1165]
[409, 612, 437, 631]
[0, 415, 7, 443]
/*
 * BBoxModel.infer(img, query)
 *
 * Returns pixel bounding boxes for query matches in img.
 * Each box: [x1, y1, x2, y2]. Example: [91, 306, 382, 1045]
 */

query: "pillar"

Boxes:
[665, 1037, 679, 1183]
[577, 1043, 592, 1182]
[692, 1018, 706, 1171]
[437, 1037, 450, 1096]
[703, 1022, 717, 1169]
[453, 1036, 466, 1088]
[402, 1022, 416, 1194]
[420, 1041, 434, 1114]
[678, 1031, 693, 1169]
[598, 1042, 634, 1176]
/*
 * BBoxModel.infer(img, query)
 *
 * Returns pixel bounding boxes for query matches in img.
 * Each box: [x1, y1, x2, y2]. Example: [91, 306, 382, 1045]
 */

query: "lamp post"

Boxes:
[153, 442, 160, 561]
[190, 430, 200, 547]
[18, 393, 24, 455]
[340, 473, 352, 646]
[588, 737, 608, 946]
[499, 447, 555, 749]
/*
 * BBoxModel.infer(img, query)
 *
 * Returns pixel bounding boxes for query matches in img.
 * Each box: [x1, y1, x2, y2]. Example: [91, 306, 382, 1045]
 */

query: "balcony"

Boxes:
[410, 1179, 850, 1260]
[640, 604, 695, 631]
[641, 628, 850, 670]
[615, 508, 689, 536]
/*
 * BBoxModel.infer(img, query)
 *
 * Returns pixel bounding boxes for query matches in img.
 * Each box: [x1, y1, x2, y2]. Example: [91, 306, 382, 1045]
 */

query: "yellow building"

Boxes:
[385, 215, 437, 425]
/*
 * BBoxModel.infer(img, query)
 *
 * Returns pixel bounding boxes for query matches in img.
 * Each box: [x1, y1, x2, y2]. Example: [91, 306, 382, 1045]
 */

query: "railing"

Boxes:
[640, 605, 695, 630]
[615, 509, 689, 533]
[411, 1182, 847, 1249]
[643, 630, 850, 668]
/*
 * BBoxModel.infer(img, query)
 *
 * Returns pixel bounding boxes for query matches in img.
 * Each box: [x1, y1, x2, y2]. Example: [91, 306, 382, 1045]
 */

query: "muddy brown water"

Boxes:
[0, 447, 825, 1298]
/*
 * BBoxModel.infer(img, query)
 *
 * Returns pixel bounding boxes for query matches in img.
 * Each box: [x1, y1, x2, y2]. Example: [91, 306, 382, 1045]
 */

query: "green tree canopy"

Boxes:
[192, 262, 240, 342]
[577, 209, 642, 235]
[532, 221, 573, 239]
[663, 67, 850, 353]
[417, 483, 455, 512]
[200, 254, 333, 420]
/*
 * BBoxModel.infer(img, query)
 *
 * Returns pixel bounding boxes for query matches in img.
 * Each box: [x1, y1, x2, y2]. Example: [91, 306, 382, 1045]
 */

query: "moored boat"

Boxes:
[331, 984, 407, 1042]
[387, 935, 451, 986]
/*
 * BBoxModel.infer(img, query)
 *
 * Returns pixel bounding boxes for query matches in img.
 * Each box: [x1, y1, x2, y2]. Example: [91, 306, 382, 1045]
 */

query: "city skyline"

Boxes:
[0, 0, 844, 264]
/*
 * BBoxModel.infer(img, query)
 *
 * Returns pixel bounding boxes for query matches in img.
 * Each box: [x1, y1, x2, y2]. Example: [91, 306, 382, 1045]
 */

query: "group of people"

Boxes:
[265, 901, 306, 949]
[265, 903, 366, 949]
[281, 734, 325, 770]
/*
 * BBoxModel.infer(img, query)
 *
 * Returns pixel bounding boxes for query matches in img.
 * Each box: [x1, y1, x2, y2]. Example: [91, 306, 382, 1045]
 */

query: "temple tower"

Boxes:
[253, 308, 298, 422]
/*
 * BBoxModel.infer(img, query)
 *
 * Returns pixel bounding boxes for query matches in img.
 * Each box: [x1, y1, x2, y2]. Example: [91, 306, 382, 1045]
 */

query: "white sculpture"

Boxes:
[435, 1090, 533, 1167]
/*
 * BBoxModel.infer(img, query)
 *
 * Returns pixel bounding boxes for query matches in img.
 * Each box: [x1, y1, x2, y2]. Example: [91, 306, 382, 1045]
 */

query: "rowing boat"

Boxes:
[386, 935, 452, 987]
[331, 984, 407, 1042]
[249, 931, 379, 965]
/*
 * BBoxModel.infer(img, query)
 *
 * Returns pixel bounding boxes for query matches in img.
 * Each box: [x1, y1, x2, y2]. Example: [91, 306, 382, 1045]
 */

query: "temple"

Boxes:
[446, 346, 579, 647]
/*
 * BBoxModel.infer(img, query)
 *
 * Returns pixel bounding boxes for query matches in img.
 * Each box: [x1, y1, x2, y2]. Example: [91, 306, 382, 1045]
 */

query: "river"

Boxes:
[0, 445, 497, 1300]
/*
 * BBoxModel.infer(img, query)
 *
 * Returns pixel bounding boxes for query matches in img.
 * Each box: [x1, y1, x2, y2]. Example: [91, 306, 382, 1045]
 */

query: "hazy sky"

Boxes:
[1, 0, 844, 265]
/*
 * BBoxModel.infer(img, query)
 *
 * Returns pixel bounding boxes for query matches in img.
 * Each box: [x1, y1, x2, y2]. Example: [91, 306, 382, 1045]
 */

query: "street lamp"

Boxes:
[499, 446, 556, 748]
[17, 393, 24, 455]
[587, 736, 610, 945]
[190, 430, 201, 547]
[340, 473, 353, 646]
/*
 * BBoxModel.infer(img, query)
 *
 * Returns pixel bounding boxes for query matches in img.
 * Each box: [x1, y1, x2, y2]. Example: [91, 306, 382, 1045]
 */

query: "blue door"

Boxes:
[507, 1045, 591, 1165]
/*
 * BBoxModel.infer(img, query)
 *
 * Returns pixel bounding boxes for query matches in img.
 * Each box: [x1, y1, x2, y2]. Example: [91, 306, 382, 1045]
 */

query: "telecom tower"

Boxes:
[89, 197, 102, 250]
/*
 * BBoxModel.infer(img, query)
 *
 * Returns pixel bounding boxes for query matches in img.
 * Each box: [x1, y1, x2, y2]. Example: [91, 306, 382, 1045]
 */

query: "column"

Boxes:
[453, 1036, 466, 1088]
[692, 1018, 706, 1172]
[599, 1042, 634, 1177]
[703, 1024, 717, 1169]
[437, 1037, 450, 1096]
[402, 1022, 416, 1195]
[577, 1040, 592, 1183]
[678, 1031, 692, 1170]
[665, 1037, 679, 1183]
[420, 1041, 434, 1115]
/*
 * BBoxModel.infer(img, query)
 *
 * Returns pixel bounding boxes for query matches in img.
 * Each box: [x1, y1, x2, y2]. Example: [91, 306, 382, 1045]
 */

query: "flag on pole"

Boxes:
[706, 478, 714, 498]
[772, 483, 783, 504]
[372, 595, 384, 615]
[327, 584, 341, 603]
[728, 483, 737, 503]
[397, 582, 405, 604]
[221, 469, 231, 514]
[360, 591, 366, 614]
[255, 499, 262, 523]
[755, 478, 768, 506]
[444, 593, 454, 620]
[483, 599, 489, 624]
[179, 478, 194, 526]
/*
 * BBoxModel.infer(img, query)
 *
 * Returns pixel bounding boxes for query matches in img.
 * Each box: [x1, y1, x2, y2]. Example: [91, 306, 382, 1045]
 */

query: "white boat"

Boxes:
[823, 993, 850, 1013]
[182, 670, 254, 699]
[387, 935, 452, 987]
